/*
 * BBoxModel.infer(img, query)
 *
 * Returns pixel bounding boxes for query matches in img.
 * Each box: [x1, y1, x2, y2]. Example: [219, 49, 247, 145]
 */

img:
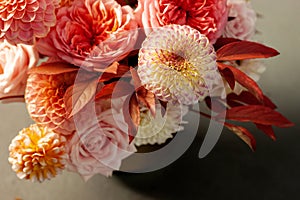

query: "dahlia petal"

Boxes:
[0, 10, 15, 21]
[21, 11, 36, 22]
[18, 29, 34, 42]
[5, 29, 19, 41]
[16, 20, 31, 31]
[0, 17, 13, 32]
[26, 1, 40, 12]
[33, 11, 43, 22]
[12, 9, 25, 19]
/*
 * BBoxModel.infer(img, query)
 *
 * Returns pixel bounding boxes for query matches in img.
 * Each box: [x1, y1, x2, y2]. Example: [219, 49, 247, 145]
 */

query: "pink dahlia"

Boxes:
[25, 67, 77, 135]
[223, 0, 257, 40]
[37, 0, 138, 71]
[135, 0, 228, 43]
[138, 24, 218, 105]
[66, 98, 136, 180]
[0, 0, 59, 44]
[0, 39, 38, 100]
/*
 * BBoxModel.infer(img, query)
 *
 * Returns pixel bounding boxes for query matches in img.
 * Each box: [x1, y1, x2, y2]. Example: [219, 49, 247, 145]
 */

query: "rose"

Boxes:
[37, 0, 138, 71]
[0, 39, 38, 101]
[223, 0, 257, 40]
[134, 0, 228, 44]
[65, 98, 136, 180]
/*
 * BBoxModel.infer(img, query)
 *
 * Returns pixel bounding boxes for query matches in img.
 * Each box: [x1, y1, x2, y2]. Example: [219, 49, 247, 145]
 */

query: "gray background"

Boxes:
[1, 0, 300, 199]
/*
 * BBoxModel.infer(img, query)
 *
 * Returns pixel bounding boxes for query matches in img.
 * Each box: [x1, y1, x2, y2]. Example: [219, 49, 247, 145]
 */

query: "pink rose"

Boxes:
[66, 98, 136, 181]
[37, 0, 138, 71]
[0, 39, 38, 101]
[223, 0, 257, 40]
[135, 0, 228, 44]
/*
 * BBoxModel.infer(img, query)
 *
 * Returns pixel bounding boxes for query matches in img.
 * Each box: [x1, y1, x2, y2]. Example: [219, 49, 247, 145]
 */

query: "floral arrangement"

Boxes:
[0, 0, 294, 182]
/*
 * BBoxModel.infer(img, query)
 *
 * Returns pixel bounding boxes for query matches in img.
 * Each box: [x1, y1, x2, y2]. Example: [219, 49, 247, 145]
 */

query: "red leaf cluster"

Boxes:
[201, 39, 294, 150]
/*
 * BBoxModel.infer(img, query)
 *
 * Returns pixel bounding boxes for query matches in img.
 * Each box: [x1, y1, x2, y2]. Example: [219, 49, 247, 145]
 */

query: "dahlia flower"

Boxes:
[66, 98, 136, 180]
[0, 39, 38, 100]
[135, 0, 228, 43]
[223, 0, 257, 40]
[137, 24, 218, 105]
[37, 0, 138, 71]
[25, 69, 77, 135]
[8, 124, 67, 182]
[134, 103, 188, 146]
[0, 0, 59, 44]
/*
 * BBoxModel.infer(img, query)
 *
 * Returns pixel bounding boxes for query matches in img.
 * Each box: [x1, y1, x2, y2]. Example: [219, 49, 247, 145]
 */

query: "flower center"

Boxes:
[158, 50, 190, 72]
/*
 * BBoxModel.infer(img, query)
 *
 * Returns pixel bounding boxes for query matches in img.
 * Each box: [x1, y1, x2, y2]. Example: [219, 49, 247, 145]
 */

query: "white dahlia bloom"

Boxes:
[137, 24, 218, 105]
[133, 103, 188, 146]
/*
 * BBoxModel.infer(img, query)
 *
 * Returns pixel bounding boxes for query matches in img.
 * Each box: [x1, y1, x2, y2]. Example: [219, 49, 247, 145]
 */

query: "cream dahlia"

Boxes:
[0, 39, 38, 100]
[0, 0, 59, 44]
[37, 0, 138, 71]
[137, 24, 218, 105]
[133, 103, 188, 146]
[8, 124, 67, 182]
[25, 68, 77, 135]
[66, 98, 136, 180]
[135, 0, 228, 43]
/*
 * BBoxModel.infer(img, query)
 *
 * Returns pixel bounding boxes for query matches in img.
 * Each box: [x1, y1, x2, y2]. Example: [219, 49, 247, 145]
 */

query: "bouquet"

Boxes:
[0, 0, 294, 182]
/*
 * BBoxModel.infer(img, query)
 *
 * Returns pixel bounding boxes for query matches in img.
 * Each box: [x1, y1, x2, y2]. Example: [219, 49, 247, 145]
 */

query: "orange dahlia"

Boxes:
[0, 0, 59, 44]
[8, 124, 67, 182]
[25, 70, 77, 135]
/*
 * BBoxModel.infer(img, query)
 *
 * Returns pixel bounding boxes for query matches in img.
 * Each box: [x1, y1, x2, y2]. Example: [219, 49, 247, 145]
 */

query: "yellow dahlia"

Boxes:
[0, 0, 59, 44]
[25, 70, 77, 135]
[8, 124, 67, 182]
[137, 24, 218, 105]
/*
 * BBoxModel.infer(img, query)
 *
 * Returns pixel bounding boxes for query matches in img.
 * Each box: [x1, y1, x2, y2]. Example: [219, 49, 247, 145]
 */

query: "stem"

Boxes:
[0, 95, 24, 101]
[190, 108, 212, 119]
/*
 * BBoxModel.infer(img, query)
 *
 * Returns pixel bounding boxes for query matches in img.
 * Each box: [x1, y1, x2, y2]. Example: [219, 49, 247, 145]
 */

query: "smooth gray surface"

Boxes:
[1, 0, 300, 199]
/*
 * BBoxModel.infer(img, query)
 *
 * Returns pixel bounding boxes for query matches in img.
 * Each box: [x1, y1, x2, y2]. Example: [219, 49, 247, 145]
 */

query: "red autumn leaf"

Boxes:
[218, 63, 264, 102]
[95, 81, 134, 100]
[214, 37, 241, 51]
[123, 94, 140, 143]
[263, 95, 277, 109]
[99, 62, 131, 82]
[219, 67, 235, 90]
[225, 122, 256, 151]
[216, 41, 279, 61]
[130, 67, 142, 90]
[64, 78, 99, 118]
[217, 105, 294, 128]
[227, 91, 260, 107]
[136, 87, 156, 117]
[28, 62, 79, 75]
[255, 124, 276, 141]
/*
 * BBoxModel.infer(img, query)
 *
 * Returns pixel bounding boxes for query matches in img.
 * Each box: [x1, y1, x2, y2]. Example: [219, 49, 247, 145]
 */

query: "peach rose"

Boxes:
[37, 0, 138, 71]
[223, 0, 257, 40]
[0, 39, 38, 100]
[135, 0, 228, 43]
[66, 98, 136, 180]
